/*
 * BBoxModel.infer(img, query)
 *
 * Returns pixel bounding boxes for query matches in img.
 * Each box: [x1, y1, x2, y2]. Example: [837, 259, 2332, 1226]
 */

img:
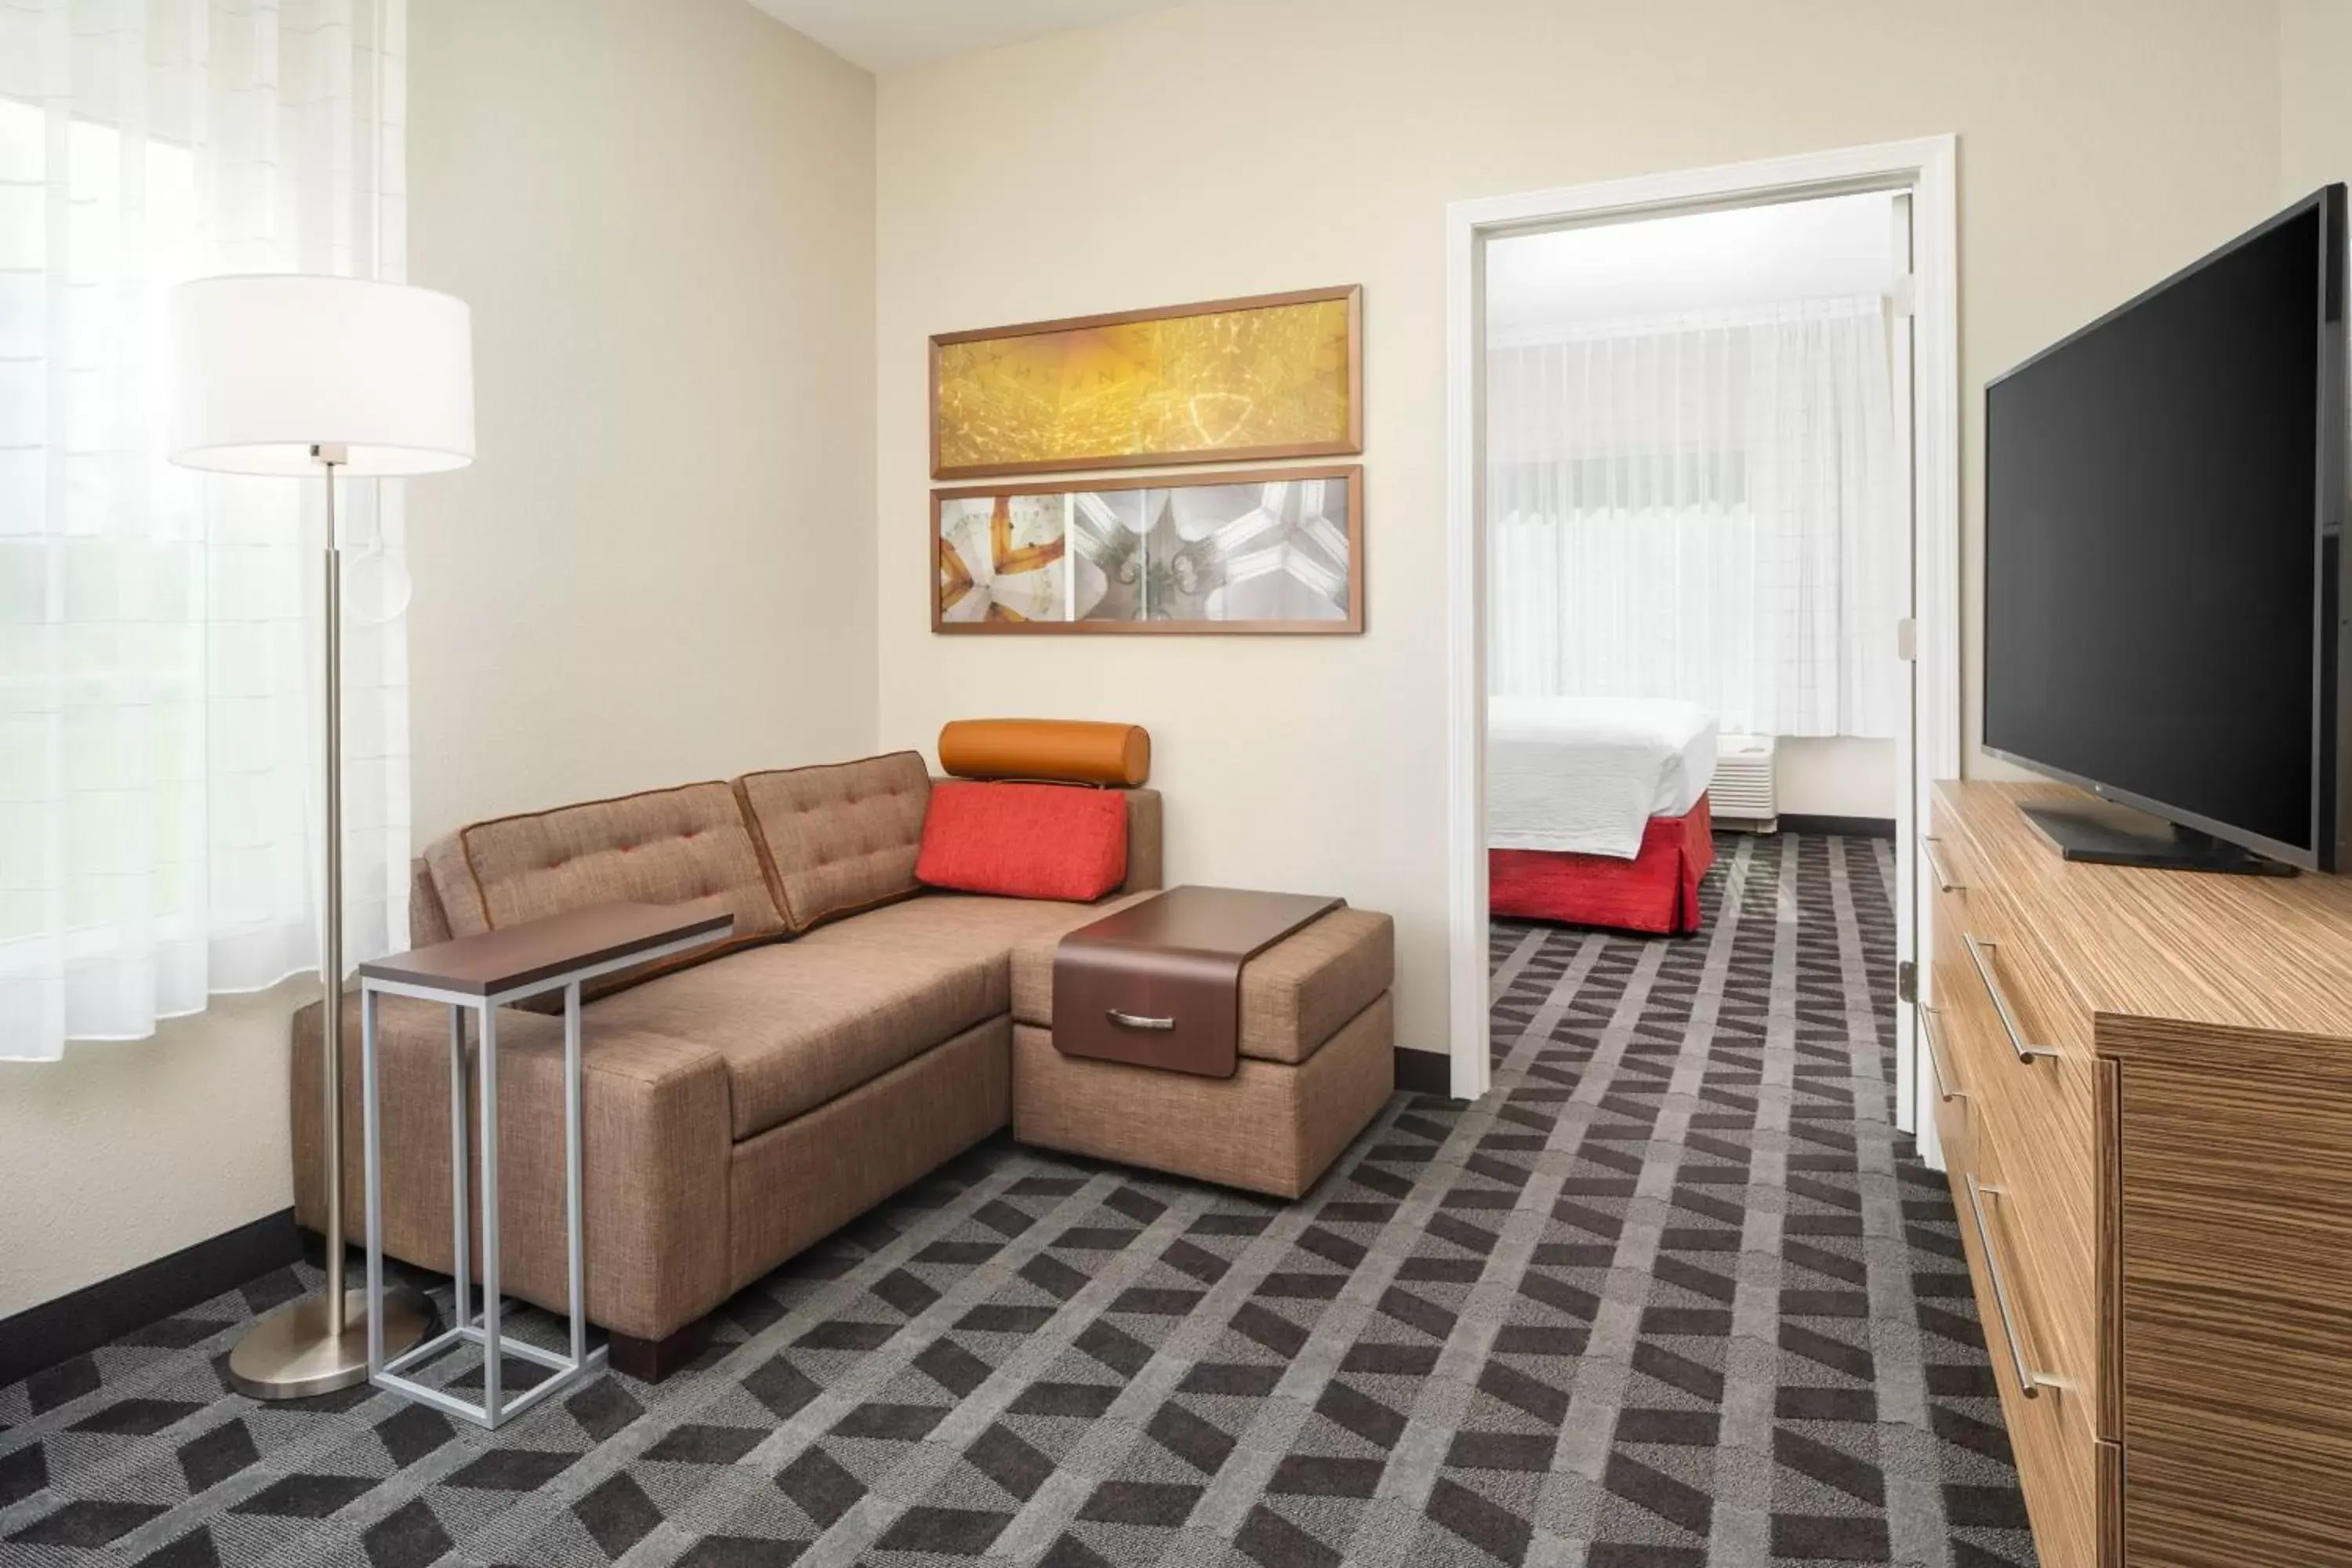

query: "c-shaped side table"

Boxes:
[357, 902, 735, 1428]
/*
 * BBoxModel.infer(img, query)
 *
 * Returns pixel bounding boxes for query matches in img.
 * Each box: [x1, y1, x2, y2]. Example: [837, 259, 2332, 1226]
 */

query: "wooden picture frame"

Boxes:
[929, 285, 1363, 480]
[932, 464, 1364, 635]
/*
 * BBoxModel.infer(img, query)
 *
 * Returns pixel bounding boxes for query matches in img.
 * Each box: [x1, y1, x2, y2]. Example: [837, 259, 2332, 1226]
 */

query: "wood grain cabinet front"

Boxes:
[1932, 877, 2108, 1432]
[1946, 1112, 2111, 1568]
[1926, 782, 2352, 1568]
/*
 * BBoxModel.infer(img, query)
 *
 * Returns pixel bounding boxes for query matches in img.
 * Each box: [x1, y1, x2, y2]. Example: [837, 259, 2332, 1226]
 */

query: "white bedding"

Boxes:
[1487, 696, 1719, 860]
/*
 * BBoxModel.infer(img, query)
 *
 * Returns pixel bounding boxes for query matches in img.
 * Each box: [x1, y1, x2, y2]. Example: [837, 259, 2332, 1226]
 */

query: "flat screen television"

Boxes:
[1984, 185, 2349, 874]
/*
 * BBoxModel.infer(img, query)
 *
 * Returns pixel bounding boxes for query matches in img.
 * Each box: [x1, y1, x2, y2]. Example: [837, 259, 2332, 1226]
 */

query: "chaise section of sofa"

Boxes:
[291, 752, 1162, 1374]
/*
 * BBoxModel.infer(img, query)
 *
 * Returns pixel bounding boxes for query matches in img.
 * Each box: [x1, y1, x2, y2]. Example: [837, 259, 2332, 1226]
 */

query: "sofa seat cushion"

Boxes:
[736, 753, 931, 932]
[584, 938, 1003, 1141]
[810, 888, 1158, 979]
[421, 782, 786, 998]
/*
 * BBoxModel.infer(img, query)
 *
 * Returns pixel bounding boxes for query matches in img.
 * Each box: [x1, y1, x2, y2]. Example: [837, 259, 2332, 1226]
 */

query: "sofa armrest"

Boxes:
[409, 857, 453, 946]
[291, 993, 734, 1342]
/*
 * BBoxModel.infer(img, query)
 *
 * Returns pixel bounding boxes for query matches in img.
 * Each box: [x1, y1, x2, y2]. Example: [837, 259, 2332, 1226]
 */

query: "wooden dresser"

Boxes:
[1922, 782, 2352, 1568]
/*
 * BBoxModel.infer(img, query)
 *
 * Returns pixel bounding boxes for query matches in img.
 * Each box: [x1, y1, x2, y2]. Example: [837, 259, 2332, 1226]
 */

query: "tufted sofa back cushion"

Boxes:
[735, 752, 931, 933]
[420, 782, 787, 999]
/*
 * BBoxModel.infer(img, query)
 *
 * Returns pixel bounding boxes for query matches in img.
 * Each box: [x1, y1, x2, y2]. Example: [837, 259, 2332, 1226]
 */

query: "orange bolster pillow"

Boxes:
[938, 719, 1150, 787]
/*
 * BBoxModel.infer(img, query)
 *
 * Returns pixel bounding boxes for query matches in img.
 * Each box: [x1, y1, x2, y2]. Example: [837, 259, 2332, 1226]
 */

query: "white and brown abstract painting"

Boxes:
[932, 465, 1362, 634]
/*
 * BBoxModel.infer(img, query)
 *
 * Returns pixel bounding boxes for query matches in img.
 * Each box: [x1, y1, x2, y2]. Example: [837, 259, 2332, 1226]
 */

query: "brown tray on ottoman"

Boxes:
[1009, 887, 1396, 1197]
[1053, 886, 1343, 1077]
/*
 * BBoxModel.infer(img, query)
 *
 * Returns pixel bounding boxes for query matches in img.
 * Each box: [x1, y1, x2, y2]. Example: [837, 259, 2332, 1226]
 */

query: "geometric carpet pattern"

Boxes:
[0, 833, 2034, 1567]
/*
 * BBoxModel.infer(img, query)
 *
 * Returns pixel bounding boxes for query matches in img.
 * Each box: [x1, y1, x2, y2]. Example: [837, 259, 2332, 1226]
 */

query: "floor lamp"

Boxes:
[165, 275, 476, 1399]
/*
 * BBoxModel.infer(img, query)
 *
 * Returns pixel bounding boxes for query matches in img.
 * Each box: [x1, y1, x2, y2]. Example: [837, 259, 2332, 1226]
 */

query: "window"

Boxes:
[0, 2, 412, 1061]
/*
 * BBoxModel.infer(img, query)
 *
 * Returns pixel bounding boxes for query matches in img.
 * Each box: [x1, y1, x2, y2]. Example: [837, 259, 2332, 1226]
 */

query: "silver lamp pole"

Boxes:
[227, 449, 431, 1399]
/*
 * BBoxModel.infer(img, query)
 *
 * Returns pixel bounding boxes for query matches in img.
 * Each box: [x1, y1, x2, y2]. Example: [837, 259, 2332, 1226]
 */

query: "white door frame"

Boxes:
[1443, 136, 1962, 1142]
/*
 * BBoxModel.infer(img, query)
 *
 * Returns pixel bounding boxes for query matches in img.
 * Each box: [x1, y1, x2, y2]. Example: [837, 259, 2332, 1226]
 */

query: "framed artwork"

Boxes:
[930, 285, 1363, 479]
[933, 465, 1363, 635]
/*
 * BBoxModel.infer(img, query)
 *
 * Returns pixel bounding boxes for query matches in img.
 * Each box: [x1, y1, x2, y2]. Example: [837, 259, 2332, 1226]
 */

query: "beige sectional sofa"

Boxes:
[290, 751, 1169, 1377]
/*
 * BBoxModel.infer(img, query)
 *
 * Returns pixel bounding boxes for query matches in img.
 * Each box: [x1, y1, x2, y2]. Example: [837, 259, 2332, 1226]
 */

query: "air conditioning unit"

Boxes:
[1713, 734, 1778, 832]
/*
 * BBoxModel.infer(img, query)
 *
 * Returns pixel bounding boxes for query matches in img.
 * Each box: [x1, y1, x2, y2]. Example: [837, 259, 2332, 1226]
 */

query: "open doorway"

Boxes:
[1444, 140, 1959, 1165]
[1485, 191, 1907, 851]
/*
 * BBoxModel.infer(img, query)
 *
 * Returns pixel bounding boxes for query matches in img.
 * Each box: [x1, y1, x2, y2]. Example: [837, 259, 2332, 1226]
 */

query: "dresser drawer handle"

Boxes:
[1919, 1004, 1964, 1102]
[1107, 1009, 1176, 1031]
[1921, 834, 1965, 893]
[1964, 1174, 2049, 1399]
[1961, 934, 2060, 1065]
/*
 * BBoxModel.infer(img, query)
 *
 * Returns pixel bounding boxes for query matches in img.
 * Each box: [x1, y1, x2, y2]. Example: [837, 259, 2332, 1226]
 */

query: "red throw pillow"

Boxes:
[916, 780, 1127, 901]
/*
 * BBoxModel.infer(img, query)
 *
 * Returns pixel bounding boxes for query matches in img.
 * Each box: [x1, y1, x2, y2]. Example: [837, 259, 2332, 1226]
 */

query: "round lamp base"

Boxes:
[226, 1287, 434, 1400]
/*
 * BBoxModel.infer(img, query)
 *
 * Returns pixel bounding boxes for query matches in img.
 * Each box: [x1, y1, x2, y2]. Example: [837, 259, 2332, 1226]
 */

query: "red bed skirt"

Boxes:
[1490, 793, 1716, 935]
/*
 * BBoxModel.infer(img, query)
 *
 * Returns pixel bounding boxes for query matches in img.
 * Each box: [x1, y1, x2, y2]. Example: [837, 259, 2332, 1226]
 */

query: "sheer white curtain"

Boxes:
[1487, 296, 1901, 739]
[0, 0, 412, 1061]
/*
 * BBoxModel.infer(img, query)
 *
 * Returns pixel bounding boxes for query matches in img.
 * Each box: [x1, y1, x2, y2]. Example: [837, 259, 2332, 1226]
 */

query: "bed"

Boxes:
[1488, 695, 1720, 935]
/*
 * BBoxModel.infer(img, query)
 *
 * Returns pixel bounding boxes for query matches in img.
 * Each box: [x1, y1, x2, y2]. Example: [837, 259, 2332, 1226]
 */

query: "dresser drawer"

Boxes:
[1950, 1114, 2118, 1568]
[1936, 874, 2090, 1060]
[1929, 882, 2027, 1097]
[1929, 855, 2111, 1435]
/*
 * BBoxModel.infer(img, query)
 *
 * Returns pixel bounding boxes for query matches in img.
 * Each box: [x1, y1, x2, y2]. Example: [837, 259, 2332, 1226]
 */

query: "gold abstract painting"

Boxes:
[931, 285, 1362, 478]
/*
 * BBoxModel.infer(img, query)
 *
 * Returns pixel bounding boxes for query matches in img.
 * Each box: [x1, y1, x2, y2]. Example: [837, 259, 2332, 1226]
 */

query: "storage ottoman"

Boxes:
[1007, 902, 1396, 1197]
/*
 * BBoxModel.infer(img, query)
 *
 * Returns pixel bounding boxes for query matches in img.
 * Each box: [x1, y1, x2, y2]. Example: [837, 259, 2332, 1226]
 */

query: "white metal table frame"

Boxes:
[358, 923, 729, 1428]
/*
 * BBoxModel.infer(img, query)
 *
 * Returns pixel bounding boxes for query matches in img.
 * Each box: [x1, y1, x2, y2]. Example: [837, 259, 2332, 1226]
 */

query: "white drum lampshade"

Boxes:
[165, 274, 475, 476]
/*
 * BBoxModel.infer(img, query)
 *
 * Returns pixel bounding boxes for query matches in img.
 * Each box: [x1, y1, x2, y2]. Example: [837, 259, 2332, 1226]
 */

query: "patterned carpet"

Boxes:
[0, 832, 2033, 1568]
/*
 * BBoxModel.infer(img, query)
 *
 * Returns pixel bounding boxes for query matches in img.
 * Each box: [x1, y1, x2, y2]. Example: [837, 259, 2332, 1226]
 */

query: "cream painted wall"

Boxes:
[405, 0, 877, 842]
[1, 0, 877, 1319]
[874, 0, 2286, 1051]
[1779, 739, 1896, 821]
[2281, 0, 2352, 200]
[0, 983, 310, 1316]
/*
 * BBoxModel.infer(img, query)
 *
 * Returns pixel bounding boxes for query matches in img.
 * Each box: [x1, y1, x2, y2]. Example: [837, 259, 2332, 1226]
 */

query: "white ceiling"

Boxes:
[1486, 191, 1900, 337]
[749, 0, 1186, 71]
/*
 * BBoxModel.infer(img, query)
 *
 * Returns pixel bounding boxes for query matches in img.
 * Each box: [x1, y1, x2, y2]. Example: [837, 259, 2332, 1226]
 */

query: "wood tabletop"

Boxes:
[358, 901, 736, 998]
[1937, 781, 2352, 1047]
[1065, 885, 1343, 960]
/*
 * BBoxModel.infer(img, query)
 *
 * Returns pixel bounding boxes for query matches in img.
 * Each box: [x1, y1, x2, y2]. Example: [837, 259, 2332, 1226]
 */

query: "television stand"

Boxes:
[1932, 780, 2352, 1567]
[2020, 799, 2297, 877]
